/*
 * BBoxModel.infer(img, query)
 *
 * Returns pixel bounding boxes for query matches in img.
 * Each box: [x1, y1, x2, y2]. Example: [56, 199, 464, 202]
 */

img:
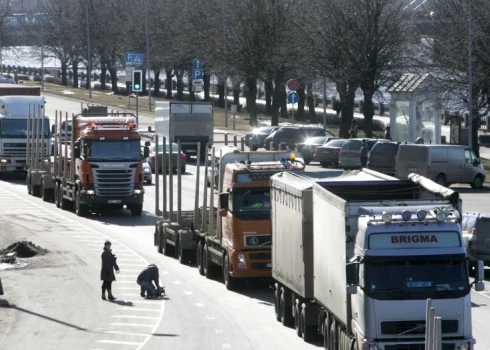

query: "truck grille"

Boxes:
[244, 235, 271, 247]
[249, 252, 271, 260]
[251, 262, 271, 271]
[3, 142, 49, 158]
[94, 169, 134, 196]
[385, 344, 455, 350]
[381, 320, 459, 335]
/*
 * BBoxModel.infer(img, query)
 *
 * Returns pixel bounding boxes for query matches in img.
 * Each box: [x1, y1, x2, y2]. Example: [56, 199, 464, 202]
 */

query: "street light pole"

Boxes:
[85, 0, 92, 99]
[144, 0, 152, 111]
[221, 0, 228, 127]
[468, 0, 473, 149]
[40, 7, 44, 91]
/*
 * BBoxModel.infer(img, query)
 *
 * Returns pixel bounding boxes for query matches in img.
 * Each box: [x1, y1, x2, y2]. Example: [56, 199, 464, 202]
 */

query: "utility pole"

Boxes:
[468, 0, 473, 148]
[85, 0, 92, 99]
[221, 0, 228, 127]
[144, 0, 152, 111]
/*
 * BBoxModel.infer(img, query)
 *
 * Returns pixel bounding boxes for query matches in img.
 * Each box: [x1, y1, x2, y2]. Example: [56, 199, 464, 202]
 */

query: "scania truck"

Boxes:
[27, 106, 148, 216]
[154, 150, 304, 290]
[271, 170, 485, 350]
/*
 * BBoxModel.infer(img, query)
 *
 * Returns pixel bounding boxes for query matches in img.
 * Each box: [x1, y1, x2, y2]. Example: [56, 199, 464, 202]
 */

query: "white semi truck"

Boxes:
[271, 170, 484, 350]
[0, 96, 50, 173]
[154, 101, 213, 160]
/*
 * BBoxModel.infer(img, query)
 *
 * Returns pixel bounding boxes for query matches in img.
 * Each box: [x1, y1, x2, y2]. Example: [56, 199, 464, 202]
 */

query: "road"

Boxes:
[1, 94, 490, 349]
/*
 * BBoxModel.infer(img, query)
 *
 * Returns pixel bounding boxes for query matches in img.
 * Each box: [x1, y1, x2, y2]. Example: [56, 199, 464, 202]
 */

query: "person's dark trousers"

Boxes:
[102, 281, 115, 300]
[361, 158, 367, 167]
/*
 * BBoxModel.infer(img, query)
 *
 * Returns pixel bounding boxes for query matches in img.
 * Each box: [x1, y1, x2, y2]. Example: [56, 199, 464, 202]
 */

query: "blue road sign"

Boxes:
[192, 69, 203, 80]
[125, 52, 144, 67]
[288, 91, 299, 104]
[192, 58, 204, 69]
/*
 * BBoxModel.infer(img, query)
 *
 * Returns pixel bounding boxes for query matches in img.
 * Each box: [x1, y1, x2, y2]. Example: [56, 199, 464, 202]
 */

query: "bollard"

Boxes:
[224, 133, 228, 146]
[433, 317, 442, 350]
[177, 140, 182, 223]
[240, 137, 245, 151]
[233, 135, 237, 147]
[0, 277, 3, 295]
[425, 299, 432, 349]
[168, 137, 173, 221]
[155, 136, 160, 216]
[162, 137, 167, 219]
[428, 307, 435, 350]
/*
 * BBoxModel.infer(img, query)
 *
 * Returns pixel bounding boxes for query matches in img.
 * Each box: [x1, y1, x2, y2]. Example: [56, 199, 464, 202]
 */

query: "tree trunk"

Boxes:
[218, 80, 225, 107]
[154, 69, 161, 97]
[189, 77, 195, 101]
[61, 61, 68, 86]
[271, 73, 285, 126]
[203, 74, 211, 101]
[280, 87, 288, 119]
[166, 69, 173, 99]
[337, 80, 357, 138]
[297, 85, 306, 121]
[307, 83, 316, 122]
[100, 62, 107, 90]
[233, 83, 240, 106]
[471, 102, 480, 157]
[109, 67, 118, 94]
[246, 77, 258, 127]
[72, 61, 78, 88]
[362, 89, 375, 137]
[85, 65, 90, 89]
[176, 71, 184, 100]
[265, 80, 273, 115]
[142, 69, 148, 95]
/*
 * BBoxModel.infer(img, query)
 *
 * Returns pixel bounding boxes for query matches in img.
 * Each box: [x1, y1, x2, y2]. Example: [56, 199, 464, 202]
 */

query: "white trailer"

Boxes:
[272, 170, 485, 350]
[155, 101, 213, 160]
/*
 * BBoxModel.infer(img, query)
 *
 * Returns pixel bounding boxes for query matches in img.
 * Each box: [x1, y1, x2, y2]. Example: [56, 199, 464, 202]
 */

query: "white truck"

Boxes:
[271, 170, 485, 350]
[155, 101, 213, 160]
[0, 96, 50, 173]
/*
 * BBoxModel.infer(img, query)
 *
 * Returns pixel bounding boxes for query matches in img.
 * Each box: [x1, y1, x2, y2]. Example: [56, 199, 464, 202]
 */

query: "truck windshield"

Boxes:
[364, 257, 469, 300]
[233, 188, 270, 220]
[87, 140, 142, 162]
[1, 118, 50, 138]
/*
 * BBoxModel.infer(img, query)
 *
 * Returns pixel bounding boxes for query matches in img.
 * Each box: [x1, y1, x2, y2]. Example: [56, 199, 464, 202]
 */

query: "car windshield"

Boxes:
[87, 140, 142, 162]
[233, 188, 270, 220]
[256, 126, 276, 134]
[1, 118, 50, 138]
[325, 139, 347, 147]
[365, 257, 469, 300]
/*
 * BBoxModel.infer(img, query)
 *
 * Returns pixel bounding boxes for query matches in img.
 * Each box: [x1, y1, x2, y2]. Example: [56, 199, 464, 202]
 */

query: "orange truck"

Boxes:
[27, 106, 148, 216]
[154, 150, 304, 290]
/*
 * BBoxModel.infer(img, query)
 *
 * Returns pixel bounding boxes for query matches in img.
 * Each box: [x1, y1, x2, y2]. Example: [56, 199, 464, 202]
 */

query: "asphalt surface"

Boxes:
[1, 94, 489, 349]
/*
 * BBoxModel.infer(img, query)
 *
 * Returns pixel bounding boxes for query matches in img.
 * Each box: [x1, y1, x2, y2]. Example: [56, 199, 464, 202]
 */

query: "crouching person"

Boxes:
[137, 264, 161, 298]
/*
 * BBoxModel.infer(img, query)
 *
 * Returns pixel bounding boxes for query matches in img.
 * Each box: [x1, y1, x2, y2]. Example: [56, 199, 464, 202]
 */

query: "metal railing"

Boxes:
[425, 299, 443, 350]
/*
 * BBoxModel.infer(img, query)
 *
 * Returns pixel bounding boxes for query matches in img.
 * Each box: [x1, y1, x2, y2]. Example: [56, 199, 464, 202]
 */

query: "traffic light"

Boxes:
[132, 70, 143, 92]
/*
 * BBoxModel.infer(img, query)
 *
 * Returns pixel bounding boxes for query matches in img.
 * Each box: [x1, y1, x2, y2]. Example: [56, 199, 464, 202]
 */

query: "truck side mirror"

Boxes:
[145, 141, 151, 147]
[74, 141, 80, 158]
[219, 192, 229, 210]
[143, 146, 150, 159]
[51, 125, 55, 134]
[346, 263, 359, 285]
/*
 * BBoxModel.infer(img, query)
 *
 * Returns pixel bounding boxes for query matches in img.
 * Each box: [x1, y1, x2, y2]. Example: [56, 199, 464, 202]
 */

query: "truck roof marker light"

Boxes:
[436, 211, 447, 222]
[381, 212, 392, 223]
[290, 153, 296, 161]
[128, 122, 135, 129]
[91, 123, 96, 130]
[416, 209, 427, 221]
[401, 210, 412, 221]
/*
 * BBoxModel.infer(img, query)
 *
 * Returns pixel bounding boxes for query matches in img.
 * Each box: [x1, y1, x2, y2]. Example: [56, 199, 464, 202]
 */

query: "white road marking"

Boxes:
[222, 344, 231, 348]
[215, 329, 223, 333]
[116, 308, 161, 313]
[111, 315, 159, 320]
[116, 259, 145, 262]
[103, 331, 150, 337]
[115, 281, 138, 284]
[195, 303, 204, 307]
[97, 340, 142, 346]
[119, 293, 141, 296]
[184, 291, 193, 295]
[206, 316, 215, 320]
[173, 281, 182, 285]
[162, 271, 170, 275]
[117, 264, 148, 267]
[109, 323, 155, 328]
[115, 275, 138, 278]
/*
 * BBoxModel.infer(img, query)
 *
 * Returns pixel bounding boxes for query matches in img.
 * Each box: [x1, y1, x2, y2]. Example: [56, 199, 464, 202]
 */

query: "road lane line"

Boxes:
[206, 316, 215, 320]
[173, 281, 182, 284]
[184, 291, 193, 295]
[195, 303, 204, 307]
[111, 315, 159, 320]
[116, 308, 161, 313]
[215, 329, 223, 333]
[103, 331, 150, 337]
[97, 340, 142, 346]
[109, 323, 155, 328]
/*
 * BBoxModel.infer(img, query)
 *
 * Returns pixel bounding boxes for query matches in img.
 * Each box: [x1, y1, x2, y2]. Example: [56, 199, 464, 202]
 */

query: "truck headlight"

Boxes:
[144, 168, 151, 173]
[86, 190, 95, 195]
[361, 342, 378, 350]
[134, 189, 143, 194]
[0, 159, 8, 163]
[460, 343, 469, 350]
[237, 254, 247, 269]
[43, 158, 50, 163]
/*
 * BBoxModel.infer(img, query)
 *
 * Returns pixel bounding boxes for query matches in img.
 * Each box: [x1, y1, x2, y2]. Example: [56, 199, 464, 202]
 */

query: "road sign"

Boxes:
[125, 52, 144, 67]
[192, 80, 204, 86]
[192, 58, 204, 69]
[125, 67, 133, 81]
[192, 69, 203, 80]
[192, 85, 203, 92]
[287, 79, 300, 91]
[288, 91, 299, 104]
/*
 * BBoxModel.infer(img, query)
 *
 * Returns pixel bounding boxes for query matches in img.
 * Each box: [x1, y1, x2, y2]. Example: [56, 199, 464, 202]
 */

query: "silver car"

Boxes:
[339, 138, 387, 169]
[142, 158, 152, 184]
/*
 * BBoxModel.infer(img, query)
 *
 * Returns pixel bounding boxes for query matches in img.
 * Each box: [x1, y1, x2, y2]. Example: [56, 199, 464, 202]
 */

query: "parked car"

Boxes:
[462, 212, 490, 275]
[142, 158, 152, 184]
[297, 136, 337, 164]
[207, 145, 241, 188]
[395, 144, 485, 188]
[367, 141, 401, 175]
[148, 142, 187, 174]
[264, 126, 334, 151]
[0, 75, 16, 84]
[338, 138, 386, 169]
[314, 139, 348, 167]
[245, 126, 278, 151]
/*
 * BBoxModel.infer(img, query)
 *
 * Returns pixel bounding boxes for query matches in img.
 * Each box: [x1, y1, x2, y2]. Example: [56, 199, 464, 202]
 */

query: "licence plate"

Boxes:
[108, 200, 121, 204]
[266, 263, 272, 268]
[408, 167, 417, 172]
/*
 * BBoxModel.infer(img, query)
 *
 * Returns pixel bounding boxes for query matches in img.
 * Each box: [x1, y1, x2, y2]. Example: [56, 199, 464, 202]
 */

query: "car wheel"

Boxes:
[435, 174, 447, 187]
[471, 175, 484, 189]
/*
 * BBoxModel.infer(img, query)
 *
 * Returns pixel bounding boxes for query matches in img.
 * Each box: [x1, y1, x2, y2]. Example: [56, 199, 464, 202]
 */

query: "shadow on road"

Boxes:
[7, 305, 88, 331]
[451, 185, 490, 194]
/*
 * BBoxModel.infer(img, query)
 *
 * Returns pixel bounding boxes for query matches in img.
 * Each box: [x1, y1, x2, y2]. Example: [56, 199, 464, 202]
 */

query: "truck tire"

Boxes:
[301, 305, 316, 343]
[329, 320, 338, 350]
[323, 317, 329, 349]
[176, 235, 189, 264]
[156, 224, 163, 254]
[130, 204, 143, 216]
[54, 183, 61, 208]
[223, 254, 237, 290]
[274, 284, 282, 322]
[435, 173, 447, 187]
[295, 300, 303, 338]
[75, 189, 88, 217]
[203, 243, 216, 279]
[339, 328, 351, 350]
[60, 188, 71, 211]
[162, 228, 174, 257]
[27, 175, 32, 195]
[196, 240, 205, 275]
[41, 179, 52, 202]
[281, 288, 293, 327]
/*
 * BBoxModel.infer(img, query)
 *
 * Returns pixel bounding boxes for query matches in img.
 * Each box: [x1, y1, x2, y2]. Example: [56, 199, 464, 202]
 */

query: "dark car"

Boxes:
[463, 212, 490, 275]
[314, 139, 348, 167]
[245, 126, 278, 151]
[338, 138, 387, 169]
[298, 136, 337, 164]
[264, 126, 334, 151]
[367, 141, 400, 175]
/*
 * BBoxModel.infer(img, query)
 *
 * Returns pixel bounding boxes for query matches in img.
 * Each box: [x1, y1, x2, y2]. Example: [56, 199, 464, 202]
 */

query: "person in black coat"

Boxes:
[101, 240, 119, 301]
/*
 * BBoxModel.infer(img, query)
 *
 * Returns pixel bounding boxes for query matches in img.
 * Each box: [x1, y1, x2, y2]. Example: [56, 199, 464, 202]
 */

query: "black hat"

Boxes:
[104, 240, 112, 246]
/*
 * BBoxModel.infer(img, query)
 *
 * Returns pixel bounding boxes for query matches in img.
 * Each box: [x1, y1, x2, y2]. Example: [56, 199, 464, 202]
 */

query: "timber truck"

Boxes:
[154, 149, 304, 290]
[155, 101, 213, 160]
[26, 106, 148, 216]
[271, 169, 485, 350]
[0, 92, 48, 173]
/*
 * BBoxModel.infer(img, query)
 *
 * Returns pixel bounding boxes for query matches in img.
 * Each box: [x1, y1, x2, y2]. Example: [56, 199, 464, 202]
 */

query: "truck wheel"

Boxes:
[156, 224, 163, 254]
[295, 301, 303, 338]
[146, 178, 152, 184]
[435, 173, 447, 187]
[162, 228, 174, 257]
[60, 187, 70, 211]
[281, 288, 293, 327]
[301, 305, 316, 343]
[329, 320, 337, 350]
[323, 317, 330, 349]
[54, 183, 61, 208]
[176, 235, 189, 264]
[130, 204, 143, 216]
[274, 284, 282, 322]
[203, 244, 215, 279]
[196, 241, 205, 275]
[41, 180, 51, 202]
[75, 190, 88, 217]
[27, 175, 32, 195]
[471, 174, 484, 189]
[223, 254, 237, 291]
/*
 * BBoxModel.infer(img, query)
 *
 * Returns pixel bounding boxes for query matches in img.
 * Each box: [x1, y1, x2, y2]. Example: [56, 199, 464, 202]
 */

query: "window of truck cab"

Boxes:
[84, 139, 142, 162]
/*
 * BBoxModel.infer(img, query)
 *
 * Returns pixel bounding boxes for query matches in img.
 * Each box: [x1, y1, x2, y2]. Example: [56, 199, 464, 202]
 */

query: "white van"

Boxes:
[395, 144, 486, 188]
